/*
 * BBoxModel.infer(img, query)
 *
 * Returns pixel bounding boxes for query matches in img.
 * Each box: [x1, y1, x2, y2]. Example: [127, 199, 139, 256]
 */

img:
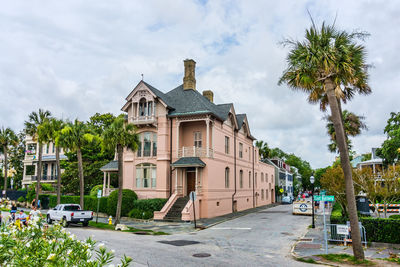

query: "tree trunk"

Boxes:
[56, 146, 61, 205]
[3, 145, 7, 197]
[35, 142, 43, 208]
[115, 144, 124, 225]
[326, 79, 365, 260]
[77, 148, 84, 209]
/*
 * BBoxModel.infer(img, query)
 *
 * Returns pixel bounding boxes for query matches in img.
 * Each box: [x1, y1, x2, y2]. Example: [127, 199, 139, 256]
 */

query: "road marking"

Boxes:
[210, 227, 251, 230]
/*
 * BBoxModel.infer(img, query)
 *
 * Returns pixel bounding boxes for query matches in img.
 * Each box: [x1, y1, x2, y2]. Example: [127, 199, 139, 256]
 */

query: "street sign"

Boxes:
[97, 189, 102, 198]
[336, 225, 349, 235]
[189, 191, 196, 201]
[314, 195, 334, 202]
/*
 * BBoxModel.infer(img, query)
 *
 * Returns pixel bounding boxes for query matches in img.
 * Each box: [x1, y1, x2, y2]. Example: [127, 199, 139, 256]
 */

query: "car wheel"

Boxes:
[62, 217, 69, 228]
[47, 215, 53, 224]
[82, 221, 89, 227]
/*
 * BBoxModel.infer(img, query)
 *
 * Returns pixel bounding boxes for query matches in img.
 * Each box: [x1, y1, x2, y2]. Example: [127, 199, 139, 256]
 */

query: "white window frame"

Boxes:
[194, 131, 202, 148]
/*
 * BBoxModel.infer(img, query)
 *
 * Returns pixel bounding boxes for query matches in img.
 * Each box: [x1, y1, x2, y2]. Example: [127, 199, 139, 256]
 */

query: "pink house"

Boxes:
[118, 59, 275, 220]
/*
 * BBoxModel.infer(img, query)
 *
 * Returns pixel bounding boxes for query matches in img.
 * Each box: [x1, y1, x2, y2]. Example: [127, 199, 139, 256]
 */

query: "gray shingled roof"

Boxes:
[236, 114, 246, 129]
[142, 81, 174, 108]
[171, 157, 206, 167]
[100, 160, 118, 171]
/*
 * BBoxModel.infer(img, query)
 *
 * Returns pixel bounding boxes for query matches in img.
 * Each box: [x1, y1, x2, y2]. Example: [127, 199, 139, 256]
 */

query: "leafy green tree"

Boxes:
[377, 112, 400, 164]
[89, 113, 116, 135]
[269, 147, 287, 159]
[102, 115, 139, 225]
[279, 22, 371, 259]
[38, 118, 65, 204]
[8, 131, 26, 189]
[255, 140, 271, 159]
[285, 154, 313, 190]
[326, 110, 367, 153]
[25, 109, 52, 207]
[57, 120, 98, 209]
[0, 127, 18, 195]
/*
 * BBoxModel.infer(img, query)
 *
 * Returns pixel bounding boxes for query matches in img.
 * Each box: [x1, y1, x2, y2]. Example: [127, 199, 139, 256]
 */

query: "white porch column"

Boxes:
[175, 169, 179, 194]
[131, 100, 134, 120]
[102, 172, 106, 196]
[373, 163, 376, 174]
[195, 167, 198, 192]
[206, 118, 210, 157]
[107, 172, 111, 195]
[136, 102, 139, 118]
[176, 121, 180, 158]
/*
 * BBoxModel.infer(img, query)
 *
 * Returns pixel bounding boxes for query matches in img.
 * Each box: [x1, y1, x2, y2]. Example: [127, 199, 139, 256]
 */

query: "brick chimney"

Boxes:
[183, 59, 196, 90]
[203, 90, 214, 103]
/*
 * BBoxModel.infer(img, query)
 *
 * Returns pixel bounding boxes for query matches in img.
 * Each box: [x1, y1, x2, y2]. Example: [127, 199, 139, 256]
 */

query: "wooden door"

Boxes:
[186, 171, 195, 195]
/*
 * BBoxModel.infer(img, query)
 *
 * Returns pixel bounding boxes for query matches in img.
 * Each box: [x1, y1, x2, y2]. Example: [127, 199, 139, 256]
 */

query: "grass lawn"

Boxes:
[88, 221, 168, 235]
[317, 254, 374, 265]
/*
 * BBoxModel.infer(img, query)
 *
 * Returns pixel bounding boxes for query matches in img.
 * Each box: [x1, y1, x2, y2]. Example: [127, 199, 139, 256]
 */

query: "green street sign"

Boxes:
[314, 195, 334, 202]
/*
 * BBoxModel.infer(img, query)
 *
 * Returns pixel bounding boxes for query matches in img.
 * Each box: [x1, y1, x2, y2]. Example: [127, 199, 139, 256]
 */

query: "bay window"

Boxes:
[136, 163, 156, 188]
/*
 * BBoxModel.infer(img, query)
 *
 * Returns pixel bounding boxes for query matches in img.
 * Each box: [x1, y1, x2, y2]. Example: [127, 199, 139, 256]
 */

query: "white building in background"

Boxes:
[22, 135, 67, 188]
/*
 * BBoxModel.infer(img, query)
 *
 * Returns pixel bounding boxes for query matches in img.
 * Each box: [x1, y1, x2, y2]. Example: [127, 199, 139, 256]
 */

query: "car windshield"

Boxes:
[64, 206, 81, 211]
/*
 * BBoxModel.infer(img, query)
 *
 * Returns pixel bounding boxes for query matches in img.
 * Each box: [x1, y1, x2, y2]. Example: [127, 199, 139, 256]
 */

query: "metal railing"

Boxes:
[31, 175, 57, 181]
[178, 146, 213, 158]
[129, 115, 156, 125]
[327, 223, 367, 247]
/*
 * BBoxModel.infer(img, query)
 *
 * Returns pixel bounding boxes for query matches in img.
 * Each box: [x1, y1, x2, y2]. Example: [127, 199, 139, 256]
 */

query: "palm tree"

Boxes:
[57, 119, 96, 209]
[279, 22, 371, 260]
[0, 127, 18, 196]
[102, 115, 139, 225]
[326, 110, 367, 153]
[38, 118, 65, 204]
[255, 140, 271, 159]
[24, 109, 52, 207]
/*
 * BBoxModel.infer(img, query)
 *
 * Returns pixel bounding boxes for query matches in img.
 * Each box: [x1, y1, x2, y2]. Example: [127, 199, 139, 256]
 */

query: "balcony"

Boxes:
[178, 146, 213, 158]
[129, 115, 156, 125]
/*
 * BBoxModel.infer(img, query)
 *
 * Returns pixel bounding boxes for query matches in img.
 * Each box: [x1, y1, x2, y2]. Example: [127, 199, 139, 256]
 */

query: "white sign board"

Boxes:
[97, 189, 102, 198]
[292, 202, 312, 215]
[336, 225, 349, 235]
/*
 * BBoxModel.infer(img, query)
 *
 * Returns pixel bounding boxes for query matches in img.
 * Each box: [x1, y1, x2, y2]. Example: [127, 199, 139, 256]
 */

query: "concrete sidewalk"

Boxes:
[292, 207, 399, 263]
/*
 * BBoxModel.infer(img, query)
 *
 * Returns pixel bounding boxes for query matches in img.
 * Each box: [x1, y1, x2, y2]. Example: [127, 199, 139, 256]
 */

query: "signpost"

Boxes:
[189, 191, 197, 229]
[96, 189, 102, 224]
[314, 194, 335, 254]
[336, 225, 349, 235]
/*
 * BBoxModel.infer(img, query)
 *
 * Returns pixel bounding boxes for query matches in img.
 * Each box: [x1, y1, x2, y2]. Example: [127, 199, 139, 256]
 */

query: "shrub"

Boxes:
[38, 194, 50, 209]
[361, 217, 400, 244]
[142, 211, 153, 220]
[389, 214, 400, 220]
[17, 196, 25, 202]
[0, 218, 132, 266]
[133, 198, 167, 213]
[41, 183, 55, 192]
[128, 209, 143, 219]
[330, 202, 347, 224]
[107, 189, 137, 217]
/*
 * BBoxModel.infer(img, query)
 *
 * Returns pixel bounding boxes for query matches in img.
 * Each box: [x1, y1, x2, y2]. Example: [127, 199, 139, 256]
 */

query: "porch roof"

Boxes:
[171, 157, 206, 167]
[100, 160, 118, 172]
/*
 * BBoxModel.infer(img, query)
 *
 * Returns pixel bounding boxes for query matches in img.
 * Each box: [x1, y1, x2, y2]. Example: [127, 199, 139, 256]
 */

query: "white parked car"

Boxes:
[47, 204, 93, 227]
[282, 196, 293, 204]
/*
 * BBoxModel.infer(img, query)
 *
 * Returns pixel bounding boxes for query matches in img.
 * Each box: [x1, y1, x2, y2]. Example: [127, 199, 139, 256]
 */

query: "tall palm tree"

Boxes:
[38, 118, 65, 204]
[279, 22, 371, 260]
[0, 127, 18, 196]
[326, 110, 367, 153]
[24, 109, 52, 207]
[255, 140, 271, 159]
[57, 119, 96, 209]
[102, 115, 139, 225]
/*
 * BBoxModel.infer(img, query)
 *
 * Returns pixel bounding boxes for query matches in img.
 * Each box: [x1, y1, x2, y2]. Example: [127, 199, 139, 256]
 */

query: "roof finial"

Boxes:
[141, 74, 144, 81]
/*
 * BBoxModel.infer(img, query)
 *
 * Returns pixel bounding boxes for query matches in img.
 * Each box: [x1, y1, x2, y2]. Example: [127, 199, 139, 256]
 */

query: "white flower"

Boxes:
[98, 243, 105, 249]
[111, 249, 115, 254]
[66, 249, 72, 255]
[47, 253, 56, 260]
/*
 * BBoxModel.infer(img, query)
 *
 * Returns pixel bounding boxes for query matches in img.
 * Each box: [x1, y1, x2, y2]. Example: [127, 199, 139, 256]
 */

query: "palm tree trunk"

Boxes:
[115, 144, 123, 225]
[326, 79, 365, 260]
[3, 145, 7, 197]
[56, 146, 61, 205]
[36, 142, 43, 208]
[77, 148, 84, 209]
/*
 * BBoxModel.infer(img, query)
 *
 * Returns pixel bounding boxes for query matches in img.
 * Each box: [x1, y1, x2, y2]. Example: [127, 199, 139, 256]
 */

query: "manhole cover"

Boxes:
[193, 253, 211, 258]
[158, 240, 200, 246]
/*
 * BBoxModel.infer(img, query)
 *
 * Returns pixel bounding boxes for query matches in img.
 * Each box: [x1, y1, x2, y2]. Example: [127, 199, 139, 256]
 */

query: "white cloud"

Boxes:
[0, 0, 399, 168]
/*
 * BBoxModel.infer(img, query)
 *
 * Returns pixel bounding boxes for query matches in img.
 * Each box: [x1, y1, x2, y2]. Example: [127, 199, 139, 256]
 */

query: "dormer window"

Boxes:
[139, 98, 153, 117]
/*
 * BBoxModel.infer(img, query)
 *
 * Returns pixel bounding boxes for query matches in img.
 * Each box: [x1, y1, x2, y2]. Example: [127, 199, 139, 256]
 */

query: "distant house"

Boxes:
[270, 157, 293, 198]
[22, 135, 67, 188]
[356, 148, 383, 175]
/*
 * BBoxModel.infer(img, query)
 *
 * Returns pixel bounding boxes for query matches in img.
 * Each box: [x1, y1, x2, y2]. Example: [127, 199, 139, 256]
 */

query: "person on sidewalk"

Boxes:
[29, 206, 42, 222]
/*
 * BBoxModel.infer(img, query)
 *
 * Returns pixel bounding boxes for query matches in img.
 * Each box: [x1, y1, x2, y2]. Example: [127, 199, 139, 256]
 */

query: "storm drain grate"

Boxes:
[193, 253, 211, 258]
[281, 232, 294, 236]
[299, 238, 313, 242]
[158, 240, 200, 246]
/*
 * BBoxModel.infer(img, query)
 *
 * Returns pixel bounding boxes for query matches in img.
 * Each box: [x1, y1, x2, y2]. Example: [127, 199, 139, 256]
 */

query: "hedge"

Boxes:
[127, 198, 168, 219]
[47, 195, 108, 214]
[107, 189, 137, 217]
[330, 202, 400, 244]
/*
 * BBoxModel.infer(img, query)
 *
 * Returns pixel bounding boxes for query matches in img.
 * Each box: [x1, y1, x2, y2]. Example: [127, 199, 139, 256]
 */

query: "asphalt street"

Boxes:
[68, 204, 319, 267]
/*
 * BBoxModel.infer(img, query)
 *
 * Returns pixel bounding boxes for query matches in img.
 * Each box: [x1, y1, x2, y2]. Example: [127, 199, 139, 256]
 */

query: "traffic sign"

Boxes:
[314, 195, 334, 202]
[97, 189, 102, 198]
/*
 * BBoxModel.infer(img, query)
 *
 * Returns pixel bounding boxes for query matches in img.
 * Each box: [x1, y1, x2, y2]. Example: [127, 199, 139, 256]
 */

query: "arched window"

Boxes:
[261, 172, 264, 182]
[225, 167, 230, 188]
[266, 173, 269, 183]
[239, 170, 243, 188]
[266, 189, 269, 200]
[139, 98, 147, 117]
[136, 163, 156, 188]
[248, 171, 251, 188]
[261, 189, 264, 200]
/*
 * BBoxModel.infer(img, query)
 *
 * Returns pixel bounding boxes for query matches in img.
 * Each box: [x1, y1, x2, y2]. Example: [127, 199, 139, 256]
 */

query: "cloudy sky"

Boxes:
[1, 0, 399, 168]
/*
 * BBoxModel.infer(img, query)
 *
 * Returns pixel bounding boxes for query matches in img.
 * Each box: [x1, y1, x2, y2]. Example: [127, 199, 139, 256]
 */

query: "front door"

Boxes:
[186, 171, 195, 195]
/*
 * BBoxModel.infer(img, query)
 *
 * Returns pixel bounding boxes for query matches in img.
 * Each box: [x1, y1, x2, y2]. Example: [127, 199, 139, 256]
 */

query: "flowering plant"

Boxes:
[0, 219, 132, 266]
